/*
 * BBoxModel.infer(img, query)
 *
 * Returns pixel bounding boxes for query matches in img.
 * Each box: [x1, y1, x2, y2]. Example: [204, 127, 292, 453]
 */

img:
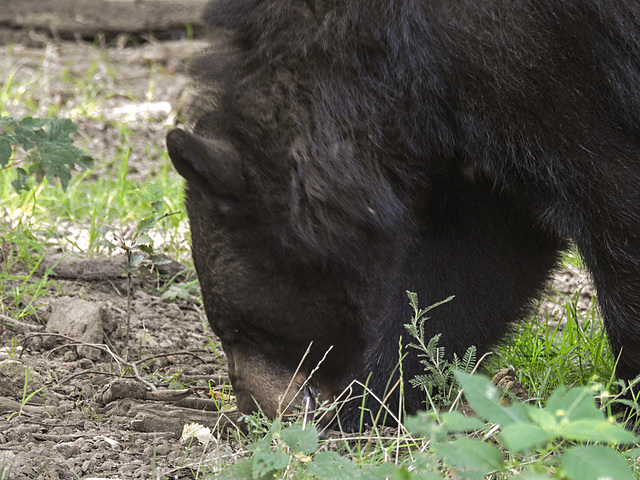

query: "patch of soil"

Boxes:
[0, 256, 242, 479]
[0, 37, 244, 479]
[0, 36, 596, 479]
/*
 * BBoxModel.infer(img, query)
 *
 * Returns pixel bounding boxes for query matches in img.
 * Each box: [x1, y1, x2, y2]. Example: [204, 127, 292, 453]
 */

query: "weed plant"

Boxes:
[210, 294, 639, 479]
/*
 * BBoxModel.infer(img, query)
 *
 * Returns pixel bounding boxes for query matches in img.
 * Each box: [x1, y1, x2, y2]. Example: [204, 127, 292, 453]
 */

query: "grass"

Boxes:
[489, 285, 616, 403]
[1, 40, 639, 479]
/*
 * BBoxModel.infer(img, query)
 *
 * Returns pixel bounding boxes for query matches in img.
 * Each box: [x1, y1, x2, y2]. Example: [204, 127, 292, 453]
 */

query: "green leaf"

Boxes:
[13, 124, 39, 150]
[252, 451, 289, 478]
[149, 254, 173, 266]
[403, 412, 444, 440]
[133, 234, 153, 248]
[11, 168, 31, 192]
[76, 155, 94, 169]
[393, 466, 442, 480]
[526, 405, 558, 432]
[0, 115, 16, 126]
[39, 143, 78, 190]
[546, 386, 602, 422]
[558, 419, 637, 444]
[622, 446, 640, 459]
[0, 116, 93, 192]
[19, 116, 48, 130]
[280, 425, 319, 455]
[0, 137, 12, 167]
[560, 445, 635, 480]
[499, 423, 552, 452]
[47, 117, 77, 142]
[136, 215, 158, 233]
[217, 458, 256, 480]
[129, 252, 145, 268]
[307, 451, 358, 479]
[454, 371, 528, 426]
[440, 410, 486, 433]
[517, 467, 557, 480]
[348, 463, 399, 480]
[252, 429, 275, 454]
[433, 437, 504, 479]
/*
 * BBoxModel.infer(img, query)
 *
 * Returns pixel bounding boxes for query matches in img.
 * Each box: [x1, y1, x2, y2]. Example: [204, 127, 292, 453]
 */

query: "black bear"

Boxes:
[166, 0, 640, 430]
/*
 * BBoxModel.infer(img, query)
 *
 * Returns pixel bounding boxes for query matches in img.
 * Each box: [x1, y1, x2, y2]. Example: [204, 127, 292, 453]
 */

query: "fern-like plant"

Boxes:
[404, 291, 477, 409]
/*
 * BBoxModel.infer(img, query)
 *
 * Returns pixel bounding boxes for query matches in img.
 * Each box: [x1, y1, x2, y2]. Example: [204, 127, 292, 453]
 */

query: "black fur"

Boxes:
[167, 0, 640, 430]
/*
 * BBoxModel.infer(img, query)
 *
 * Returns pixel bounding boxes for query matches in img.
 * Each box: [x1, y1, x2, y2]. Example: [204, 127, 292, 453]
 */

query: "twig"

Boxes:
[136, 350, 208, 366]
[0, 314, 45, 331]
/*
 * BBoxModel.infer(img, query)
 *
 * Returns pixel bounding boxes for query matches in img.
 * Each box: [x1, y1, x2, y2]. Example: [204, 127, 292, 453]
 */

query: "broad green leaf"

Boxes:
[526, 406, 558, 431]
[280, 425, 319, 455]
[499, 423, 552, 452]
[434, 437, 504, 479]
[19, 116, 48, 130]
[13, 124, 39, 150]
[0, 137, 12, 167]
[252, 451, 289, 478]
[622, 446, 640, 459]
[558, 419, 637, 444]
[546, 386, 602, 422]
[403, 412, 446, 440]
[440, 410, 486, 433]
[393, 466, 442, 480]
[0, 116, 93, 193]
[149, 254, 174, 266]
[11, 168, 30, 192]
[47, 117, 77, 142]
[307, 451, 358, 479]
[129, 252, 145, 268]
[133, 234, 153, 248]
[454, 371, 527, 426]
[217, 458, 255, 480]
[560, 445, 634, 480]
[252, 429, 275, 454]
[137, 216, 158, 233]
[352, 463, 399, 480]
[517, 467, 557, 480]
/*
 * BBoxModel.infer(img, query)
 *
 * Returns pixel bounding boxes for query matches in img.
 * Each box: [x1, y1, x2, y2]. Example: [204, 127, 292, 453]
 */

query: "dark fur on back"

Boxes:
[168, 0, 640, 429]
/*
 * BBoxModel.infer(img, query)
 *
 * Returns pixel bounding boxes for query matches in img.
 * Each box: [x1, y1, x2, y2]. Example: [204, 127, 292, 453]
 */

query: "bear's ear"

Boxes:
[166, 128, 246, 203]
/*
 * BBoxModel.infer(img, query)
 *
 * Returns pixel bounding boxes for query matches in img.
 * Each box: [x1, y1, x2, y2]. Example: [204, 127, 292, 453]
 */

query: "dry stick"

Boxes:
[0, 313, 45, 331]
[137, 351, 208, 366]
[125, 250, 132, 350]
[57, 370, 125, 385]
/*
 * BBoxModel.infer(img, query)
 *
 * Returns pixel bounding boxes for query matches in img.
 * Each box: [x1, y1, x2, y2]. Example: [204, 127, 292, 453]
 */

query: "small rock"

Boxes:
[45, 298, 116, 360]
[0, 359, 44, 399]
[52, 441, 80, 459]
[101, 379, 148, 405]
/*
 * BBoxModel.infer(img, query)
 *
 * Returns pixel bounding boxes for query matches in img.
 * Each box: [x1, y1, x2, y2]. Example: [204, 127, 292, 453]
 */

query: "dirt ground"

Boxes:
[0, 37, 595, 479]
